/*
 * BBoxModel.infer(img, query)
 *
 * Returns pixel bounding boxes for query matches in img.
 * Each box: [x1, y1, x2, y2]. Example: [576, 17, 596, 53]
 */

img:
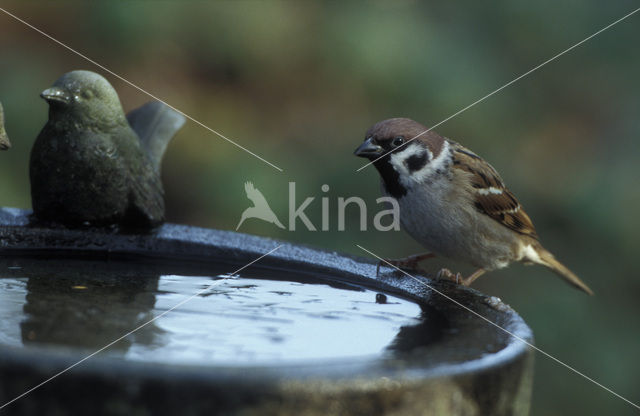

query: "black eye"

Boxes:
[392, 136, 405, 147]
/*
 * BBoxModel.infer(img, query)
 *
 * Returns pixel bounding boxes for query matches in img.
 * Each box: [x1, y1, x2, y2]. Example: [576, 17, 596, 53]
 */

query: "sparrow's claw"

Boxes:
[436, 268, 486, 286]
[375, 260, 403, 276]
[437, 268, 463, 284]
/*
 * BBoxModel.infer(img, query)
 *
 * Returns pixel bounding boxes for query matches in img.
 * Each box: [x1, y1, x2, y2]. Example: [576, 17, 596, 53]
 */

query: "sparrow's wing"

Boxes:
[452, 144, 538, 239]
[126, 101, 186, 174]
[245, 182, 271, 209]
[115, 128, 165, 225]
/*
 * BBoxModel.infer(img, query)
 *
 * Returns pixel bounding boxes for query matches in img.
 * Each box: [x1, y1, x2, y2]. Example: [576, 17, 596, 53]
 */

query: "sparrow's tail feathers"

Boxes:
[536, 247, 594, 295]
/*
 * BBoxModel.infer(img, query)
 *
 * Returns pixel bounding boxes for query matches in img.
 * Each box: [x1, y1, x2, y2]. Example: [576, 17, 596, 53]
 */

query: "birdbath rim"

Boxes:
[0, 207, 533, 382]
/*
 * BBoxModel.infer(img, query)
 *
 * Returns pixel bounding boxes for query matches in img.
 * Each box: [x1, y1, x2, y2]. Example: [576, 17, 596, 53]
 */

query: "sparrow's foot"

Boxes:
[436, 268, 486, 286]
[376, 253, 436, 276]
[436, 268, 463, 284]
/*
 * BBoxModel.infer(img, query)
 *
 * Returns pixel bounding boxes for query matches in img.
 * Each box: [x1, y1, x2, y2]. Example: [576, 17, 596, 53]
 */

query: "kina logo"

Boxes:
[236, 182, 286, 230]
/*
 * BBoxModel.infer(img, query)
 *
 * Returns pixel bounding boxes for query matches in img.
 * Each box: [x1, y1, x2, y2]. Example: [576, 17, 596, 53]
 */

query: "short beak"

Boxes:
[40, 87, 71, 104]
[354, 137, 383, 158]
[0, 136, 9, 150]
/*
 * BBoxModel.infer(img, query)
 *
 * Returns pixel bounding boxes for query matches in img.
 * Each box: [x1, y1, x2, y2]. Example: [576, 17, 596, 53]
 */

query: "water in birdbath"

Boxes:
[0, 257, 446, 366]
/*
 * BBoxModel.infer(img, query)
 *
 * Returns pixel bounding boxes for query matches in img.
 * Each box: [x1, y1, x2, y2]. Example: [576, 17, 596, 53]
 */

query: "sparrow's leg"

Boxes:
[462, 268, 486, 286]
[376, 253, 436, 276]
[437, 268, 486, 286]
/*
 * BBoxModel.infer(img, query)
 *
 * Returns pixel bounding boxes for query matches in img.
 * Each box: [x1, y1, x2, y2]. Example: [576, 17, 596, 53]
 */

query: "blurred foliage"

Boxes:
[0, 1, 639, 415]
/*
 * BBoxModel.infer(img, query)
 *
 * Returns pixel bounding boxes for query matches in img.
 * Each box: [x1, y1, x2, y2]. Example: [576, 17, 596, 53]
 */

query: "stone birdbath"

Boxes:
[0, 207, 533, 416]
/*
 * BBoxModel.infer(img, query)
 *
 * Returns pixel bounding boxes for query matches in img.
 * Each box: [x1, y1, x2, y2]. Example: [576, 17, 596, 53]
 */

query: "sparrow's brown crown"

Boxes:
[364, 118, 445, 158]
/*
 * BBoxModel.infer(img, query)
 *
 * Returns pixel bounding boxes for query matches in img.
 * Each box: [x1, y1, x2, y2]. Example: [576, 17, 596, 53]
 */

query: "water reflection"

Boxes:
[0, 258, 442, 365]
[1, 260, 162, 354]
[22, 273, 159, 353]
[387, 309, 449, 355]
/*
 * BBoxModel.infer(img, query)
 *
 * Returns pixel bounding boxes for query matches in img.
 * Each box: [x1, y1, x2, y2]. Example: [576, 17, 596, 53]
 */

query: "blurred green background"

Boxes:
[0, 1, 638, 414]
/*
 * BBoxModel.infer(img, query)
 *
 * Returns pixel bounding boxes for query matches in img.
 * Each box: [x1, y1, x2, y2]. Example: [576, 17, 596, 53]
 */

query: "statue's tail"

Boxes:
[127, 101, 186, 173]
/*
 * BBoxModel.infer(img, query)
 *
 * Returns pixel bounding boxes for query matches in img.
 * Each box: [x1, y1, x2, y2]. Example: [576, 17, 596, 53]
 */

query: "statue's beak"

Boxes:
[41, 87, 71, 105]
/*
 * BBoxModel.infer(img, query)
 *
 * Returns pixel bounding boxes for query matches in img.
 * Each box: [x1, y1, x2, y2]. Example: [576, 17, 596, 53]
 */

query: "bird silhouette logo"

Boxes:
[236, 181, 286, 231]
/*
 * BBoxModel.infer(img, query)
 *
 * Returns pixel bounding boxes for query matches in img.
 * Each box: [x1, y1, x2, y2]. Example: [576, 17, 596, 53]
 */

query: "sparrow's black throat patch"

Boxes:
[373, 156, 407, 199]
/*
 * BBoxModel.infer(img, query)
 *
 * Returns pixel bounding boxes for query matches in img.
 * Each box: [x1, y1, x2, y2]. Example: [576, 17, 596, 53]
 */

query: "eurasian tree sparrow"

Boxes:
[355, 118, 593, 295]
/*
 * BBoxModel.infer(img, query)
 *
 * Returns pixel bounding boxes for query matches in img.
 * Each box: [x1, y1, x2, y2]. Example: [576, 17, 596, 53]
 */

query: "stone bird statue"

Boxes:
[30, 70, 185, 229]
[0, 102, 11, 151]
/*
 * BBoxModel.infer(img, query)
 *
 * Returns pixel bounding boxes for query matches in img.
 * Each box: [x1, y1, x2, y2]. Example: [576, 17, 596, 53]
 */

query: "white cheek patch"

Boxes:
[389, 145, 427, 177]
[390, 140, 450, 188]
